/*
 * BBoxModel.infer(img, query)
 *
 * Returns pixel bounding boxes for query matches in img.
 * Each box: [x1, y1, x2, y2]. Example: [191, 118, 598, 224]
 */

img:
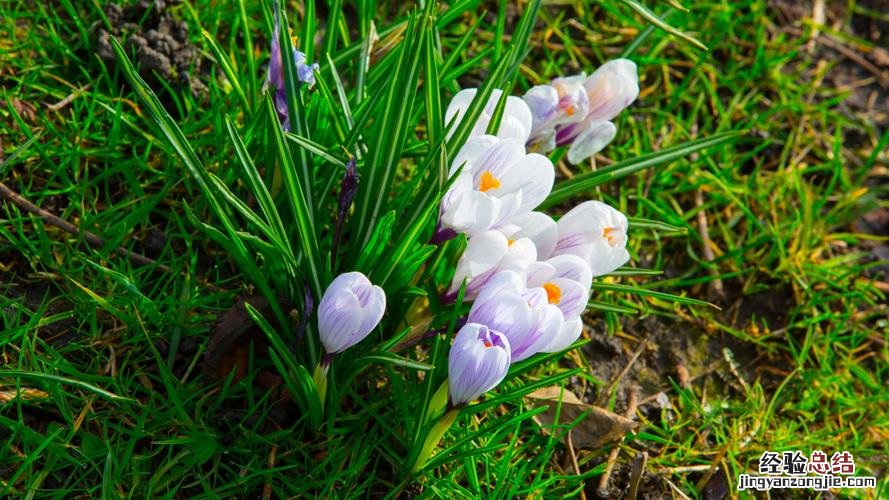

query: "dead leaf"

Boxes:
[11, 97, 37, 123]
[526, 385, 637, 449]
[0, 387, 50, 403]
[202, 295, 271, 381]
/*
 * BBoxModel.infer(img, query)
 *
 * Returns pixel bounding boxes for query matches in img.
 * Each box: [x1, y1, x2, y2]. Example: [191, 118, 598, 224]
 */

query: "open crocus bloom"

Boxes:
[267, 6, 319, 130]
[439, 136, 555, 237]
[445, 231, 537, 301]
[552, 200, 630, 276]
[524, 75, 589, 152]
[522, 59, 638, 164]
[445, 88, 533, 143]
[448, 323, 511, 406]
[468, 271, 563, 362]
[317, 272, 386, 356]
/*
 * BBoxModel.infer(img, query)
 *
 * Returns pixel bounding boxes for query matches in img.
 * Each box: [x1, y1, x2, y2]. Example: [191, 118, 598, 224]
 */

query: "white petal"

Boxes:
[440, 190, 496, 235]
[541, 318, 583, 353]
[550, 277, 588, 319]
[448, 231, 509, 295]
[584, 59, 639, 121]
[524, 84, 559, 131]
[546, 254, 593, 290]
[450, 135, 499, 177]
[567, 120, 617, 164]
[444, 88, 478, 140]
[497, 153, 554, 213]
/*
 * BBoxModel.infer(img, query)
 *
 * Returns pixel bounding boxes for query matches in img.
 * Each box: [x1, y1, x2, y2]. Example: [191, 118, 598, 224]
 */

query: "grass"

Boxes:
[2, 0, 887, 497]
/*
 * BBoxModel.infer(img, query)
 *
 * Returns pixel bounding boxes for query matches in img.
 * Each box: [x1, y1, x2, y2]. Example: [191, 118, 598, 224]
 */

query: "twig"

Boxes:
[596, 385, 639, 497]
[45, 84, 91, 111]
[0, 181, 170, 272]
[695, 189, 724, 299]
[262, 444, 278, 499]
[565, 431, 586, 500]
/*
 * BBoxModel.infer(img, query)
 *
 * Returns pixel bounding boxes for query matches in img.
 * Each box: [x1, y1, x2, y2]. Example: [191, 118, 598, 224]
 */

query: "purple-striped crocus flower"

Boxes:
[523, 59, 639, 164]
[267, 5, 319, 130]
[436, 135, 555, 240]
[317, 272, 386, 359]
[550, 200, 630, 277]
[467, 271, 562, 362]
[448, 323, 511, 406]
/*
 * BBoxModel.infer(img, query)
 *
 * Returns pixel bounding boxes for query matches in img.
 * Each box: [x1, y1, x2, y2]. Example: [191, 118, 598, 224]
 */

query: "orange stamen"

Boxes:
[603, 227, 617, 246]
[543, 282, 561, 305]
[483, 340, 493, 348]
[478, 170, 501, 192]
[565, 105, 575, 116]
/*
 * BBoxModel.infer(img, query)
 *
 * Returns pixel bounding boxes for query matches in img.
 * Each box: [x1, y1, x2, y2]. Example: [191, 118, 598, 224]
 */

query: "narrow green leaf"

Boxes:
[619, 0, 708, 50]
[544, 131, 745, 206]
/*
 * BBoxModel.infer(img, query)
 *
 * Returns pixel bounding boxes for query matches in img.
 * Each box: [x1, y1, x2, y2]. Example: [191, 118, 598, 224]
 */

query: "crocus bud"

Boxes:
[448, 323, 511, 406]
[552, 201, 630, 276]
[444, 88, 533, 143]
[317, 272, 386, 356]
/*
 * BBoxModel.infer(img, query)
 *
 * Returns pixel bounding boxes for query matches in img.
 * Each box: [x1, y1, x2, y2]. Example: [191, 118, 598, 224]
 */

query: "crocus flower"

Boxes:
[522, 59, 639, 164]
[467, 271, 563, 362]
[317, 272, 386, 357]
[448, 323, 511, 406]
[551, 200, 630, 276]
[438, 135, 555, 238]
[267, 4, 319, 130]
[445, 88, 533, 143]
[524, 76, 589, 152]
[445, 231, 537, 301]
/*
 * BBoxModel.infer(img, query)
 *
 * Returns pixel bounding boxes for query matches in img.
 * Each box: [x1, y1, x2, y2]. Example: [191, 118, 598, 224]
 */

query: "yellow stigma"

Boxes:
[478, 170, 501, 192]
[507, 239, 516, 246]
[603, 227, 617, 246]
[543, 282, 562, 305]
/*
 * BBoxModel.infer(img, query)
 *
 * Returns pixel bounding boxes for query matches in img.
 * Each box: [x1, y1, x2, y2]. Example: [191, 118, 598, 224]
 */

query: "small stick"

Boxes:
[565, 431, 586, 500]
[262, 444, 278, 499]
[695, 189, 723, 299]
[596, 386, 639, 497]
[45, 84, 91, 111]
[0, 181, 170, 272]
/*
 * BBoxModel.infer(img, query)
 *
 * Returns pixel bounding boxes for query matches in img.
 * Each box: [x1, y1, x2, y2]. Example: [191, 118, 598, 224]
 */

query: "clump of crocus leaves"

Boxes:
[111, 0, 736, 492]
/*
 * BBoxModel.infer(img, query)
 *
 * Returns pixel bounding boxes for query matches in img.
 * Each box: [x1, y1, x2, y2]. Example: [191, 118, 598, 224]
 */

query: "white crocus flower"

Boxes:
[522, 59, 639, 164]
[445, 88, 533, 143]
[551, 200, 630, 276]
[524, 75, 589, 152]
[439, 136, 555, 237]
[445, 231, 537, 301]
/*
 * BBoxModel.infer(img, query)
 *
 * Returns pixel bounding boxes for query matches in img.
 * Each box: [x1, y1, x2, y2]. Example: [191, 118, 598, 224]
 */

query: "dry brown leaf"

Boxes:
[526, 385, 637, 449]
[0, 387, 50, 403]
